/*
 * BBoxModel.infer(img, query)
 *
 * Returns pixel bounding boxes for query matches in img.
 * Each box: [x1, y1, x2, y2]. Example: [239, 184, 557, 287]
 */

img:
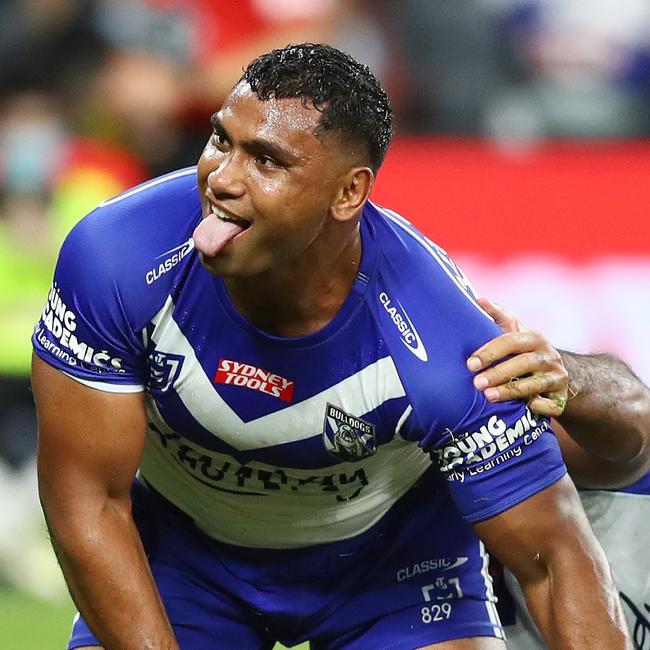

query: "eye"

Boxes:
[212, 132, 229, 149]
[256, 154, 282, 169]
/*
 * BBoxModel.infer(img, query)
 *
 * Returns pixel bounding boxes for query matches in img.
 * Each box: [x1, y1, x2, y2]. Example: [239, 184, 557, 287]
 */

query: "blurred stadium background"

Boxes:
[1, 1, 649, 648]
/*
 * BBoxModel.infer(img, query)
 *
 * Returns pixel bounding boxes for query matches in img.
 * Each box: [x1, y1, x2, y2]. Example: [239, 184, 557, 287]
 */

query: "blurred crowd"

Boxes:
[1, 0, 650, 595]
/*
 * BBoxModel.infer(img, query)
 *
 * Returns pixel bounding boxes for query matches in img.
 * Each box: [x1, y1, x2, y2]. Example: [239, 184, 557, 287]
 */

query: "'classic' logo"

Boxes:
[379, 291, 428, 362]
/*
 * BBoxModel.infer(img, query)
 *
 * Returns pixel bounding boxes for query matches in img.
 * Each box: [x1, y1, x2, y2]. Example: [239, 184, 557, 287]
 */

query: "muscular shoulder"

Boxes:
[365, 202, 503, 427]
[67, 167, 199, 266]
[59, 167, 200, 328]
[33, 169, 202, 385]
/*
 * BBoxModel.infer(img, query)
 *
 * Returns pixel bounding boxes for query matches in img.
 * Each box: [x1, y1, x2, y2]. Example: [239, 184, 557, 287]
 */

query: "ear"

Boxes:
[331, 167, 374, 223]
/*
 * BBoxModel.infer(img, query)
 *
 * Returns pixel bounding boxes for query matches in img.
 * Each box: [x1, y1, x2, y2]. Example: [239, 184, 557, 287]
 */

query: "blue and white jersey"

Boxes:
[32, 168, 566, 549]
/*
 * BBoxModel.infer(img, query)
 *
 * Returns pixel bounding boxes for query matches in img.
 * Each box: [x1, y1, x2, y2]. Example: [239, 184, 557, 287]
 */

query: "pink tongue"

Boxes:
[192, 213, 245, 257]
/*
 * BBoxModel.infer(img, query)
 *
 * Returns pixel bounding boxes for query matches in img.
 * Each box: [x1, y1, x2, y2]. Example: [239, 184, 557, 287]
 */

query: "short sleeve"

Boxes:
[370, 212, 568, 523]
[422, 394, 567, 523]
[32, 214, 146, 391]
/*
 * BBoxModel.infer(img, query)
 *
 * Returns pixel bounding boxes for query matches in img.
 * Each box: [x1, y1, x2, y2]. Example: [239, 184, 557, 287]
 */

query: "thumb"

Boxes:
[477, 297, 521, 333]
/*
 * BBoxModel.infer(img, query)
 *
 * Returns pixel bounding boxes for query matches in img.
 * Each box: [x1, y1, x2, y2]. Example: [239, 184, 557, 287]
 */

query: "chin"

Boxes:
[198, 253, 227, 276]
[199, 253, 258, 279]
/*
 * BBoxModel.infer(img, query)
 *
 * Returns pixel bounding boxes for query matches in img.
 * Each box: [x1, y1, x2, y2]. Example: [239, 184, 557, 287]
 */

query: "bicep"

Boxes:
[32, 354, 147, 511]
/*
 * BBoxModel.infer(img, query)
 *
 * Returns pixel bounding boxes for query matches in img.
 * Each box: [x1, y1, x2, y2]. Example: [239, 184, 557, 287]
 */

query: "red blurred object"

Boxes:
[372, 139, 650, 260]
[58, 137, 148, 188]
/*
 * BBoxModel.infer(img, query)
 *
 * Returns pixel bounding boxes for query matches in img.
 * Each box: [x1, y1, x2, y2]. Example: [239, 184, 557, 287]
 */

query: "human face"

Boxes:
[195, 83, 347, 278]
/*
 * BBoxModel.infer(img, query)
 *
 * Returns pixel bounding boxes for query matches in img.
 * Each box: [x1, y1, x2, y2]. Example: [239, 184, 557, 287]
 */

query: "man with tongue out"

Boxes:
[31, 43, 634, 650]
[191, 65, 371, 336]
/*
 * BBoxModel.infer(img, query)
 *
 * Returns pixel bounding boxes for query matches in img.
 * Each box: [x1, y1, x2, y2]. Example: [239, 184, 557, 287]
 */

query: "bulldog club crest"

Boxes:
[323, 403, 376, 462]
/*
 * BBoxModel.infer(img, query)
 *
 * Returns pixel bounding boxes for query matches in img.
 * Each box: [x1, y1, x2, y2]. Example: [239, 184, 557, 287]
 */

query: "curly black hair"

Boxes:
[241, 43, 393, 172]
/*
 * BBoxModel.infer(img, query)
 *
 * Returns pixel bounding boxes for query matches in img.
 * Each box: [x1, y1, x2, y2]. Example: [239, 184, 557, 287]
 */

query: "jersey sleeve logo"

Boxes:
[215, 359, 295, 402]
[323, 403, 377, 462]
[379, 291, 428, 362]
[434, 408, 550, 475]
[427, 241, 478, 300]
[36, 283, 124, 372]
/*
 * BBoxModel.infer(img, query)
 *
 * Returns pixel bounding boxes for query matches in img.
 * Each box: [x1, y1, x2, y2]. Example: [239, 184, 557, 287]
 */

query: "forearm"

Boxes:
[477, 476, 632, 648]
[560, 351, 650, 465]
[520, 543, 630, 649]
[44, 496, 178, 650]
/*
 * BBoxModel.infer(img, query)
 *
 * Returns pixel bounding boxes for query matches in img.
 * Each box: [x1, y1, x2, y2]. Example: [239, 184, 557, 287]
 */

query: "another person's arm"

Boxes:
[474, 475, 630, 648]
[467, 298, 650, 488]
[33, 355, 179, 650]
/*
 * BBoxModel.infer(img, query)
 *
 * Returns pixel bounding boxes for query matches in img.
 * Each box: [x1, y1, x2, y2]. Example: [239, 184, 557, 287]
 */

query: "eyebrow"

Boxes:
[210, 113, 303, 165]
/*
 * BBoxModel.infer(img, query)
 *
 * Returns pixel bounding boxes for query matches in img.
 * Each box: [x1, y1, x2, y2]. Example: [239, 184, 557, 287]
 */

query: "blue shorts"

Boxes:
[69, 472, 504, 649]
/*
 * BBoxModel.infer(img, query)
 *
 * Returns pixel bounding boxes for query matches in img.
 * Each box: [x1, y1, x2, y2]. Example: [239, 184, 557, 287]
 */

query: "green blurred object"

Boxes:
[0, 587, 308, 649]
[0, 217, 55, 376]
[0, 588, 75, 650]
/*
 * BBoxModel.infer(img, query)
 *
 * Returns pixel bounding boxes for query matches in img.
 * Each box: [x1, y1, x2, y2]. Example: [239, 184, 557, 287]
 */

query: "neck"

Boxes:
[224, 223, 362, 337]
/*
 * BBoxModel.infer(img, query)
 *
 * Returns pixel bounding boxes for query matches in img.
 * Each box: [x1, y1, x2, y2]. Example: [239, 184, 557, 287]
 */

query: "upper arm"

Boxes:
[33, 354, 147, 519]
[372, 229, 567, 522]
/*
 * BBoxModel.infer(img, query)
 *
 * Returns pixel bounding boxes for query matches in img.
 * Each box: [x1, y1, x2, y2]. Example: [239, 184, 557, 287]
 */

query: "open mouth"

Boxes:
[210, 204, 251, 232]
[192, 204, 251, 257]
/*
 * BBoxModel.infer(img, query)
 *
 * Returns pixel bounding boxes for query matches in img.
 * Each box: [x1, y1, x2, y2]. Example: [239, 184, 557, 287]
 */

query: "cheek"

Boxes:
[198, 146, 225, 179]
[247, 163, 279, 187]
[247, 169, 294, 204]
[196, 155, 211, 186]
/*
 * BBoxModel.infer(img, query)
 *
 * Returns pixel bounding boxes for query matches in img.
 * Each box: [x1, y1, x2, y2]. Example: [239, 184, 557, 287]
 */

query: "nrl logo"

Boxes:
[323, 403, 376, 462]
[148, 351, 184, 392]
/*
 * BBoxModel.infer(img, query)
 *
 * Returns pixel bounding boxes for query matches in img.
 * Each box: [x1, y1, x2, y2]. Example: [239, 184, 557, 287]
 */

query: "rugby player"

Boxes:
[32, 43, 632, 649]
[470, 299, 650, 649]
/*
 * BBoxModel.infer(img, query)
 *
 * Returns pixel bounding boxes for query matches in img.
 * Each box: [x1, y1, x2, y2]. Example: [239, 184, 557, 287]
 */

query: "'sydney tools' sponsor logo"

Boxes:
[36, 283, 123, 371]
[379, 291, 428, 362]
[145, 239, 193, 285]
[215, 359, 295, 402]
[323, 403, 376, 461]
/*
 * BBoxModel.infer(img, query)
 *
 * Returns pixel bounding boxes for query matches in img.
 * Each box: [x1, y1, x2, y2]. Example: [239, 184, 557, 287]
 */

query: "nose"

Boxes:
[206, 152, 246, 199]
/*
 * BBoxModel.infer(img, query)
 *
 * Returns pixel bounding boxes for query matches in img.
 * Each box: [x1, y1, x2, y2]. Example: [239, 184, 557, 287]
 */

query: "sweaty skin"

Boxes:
[194, 83, 369, 337]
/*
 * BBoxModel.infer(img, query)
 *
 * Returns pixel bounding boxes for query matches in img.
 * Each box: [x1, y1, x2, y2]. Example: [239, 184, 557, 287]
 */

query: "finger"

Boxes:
[482, 371, 568, 403]
[527, 393, 567, 418]
[473, 350, 562, 390]
[468, 331, 548, 371]
[476, 297, 522, 333]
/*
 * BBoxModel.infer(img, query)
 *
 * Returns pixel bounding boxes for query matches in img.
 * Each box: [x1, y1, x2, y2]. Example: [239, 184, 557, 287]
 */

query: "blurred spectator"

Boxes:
[484, 0, 650, 143]
[0, 0, 106, 95]
[0, 93, 64, 469]
[86, 0, 390, 173]
[82, 0, 345, 173]
[379, 0, 650, 140]
[0, 90, 147, 467]
[380, 0, 518, 133]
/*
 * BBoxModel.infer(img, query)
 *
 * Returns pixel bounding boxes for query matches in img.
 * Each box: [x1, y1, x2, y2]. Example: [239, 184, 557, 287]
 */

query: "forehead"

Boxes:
[218, 83, 325, 150]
